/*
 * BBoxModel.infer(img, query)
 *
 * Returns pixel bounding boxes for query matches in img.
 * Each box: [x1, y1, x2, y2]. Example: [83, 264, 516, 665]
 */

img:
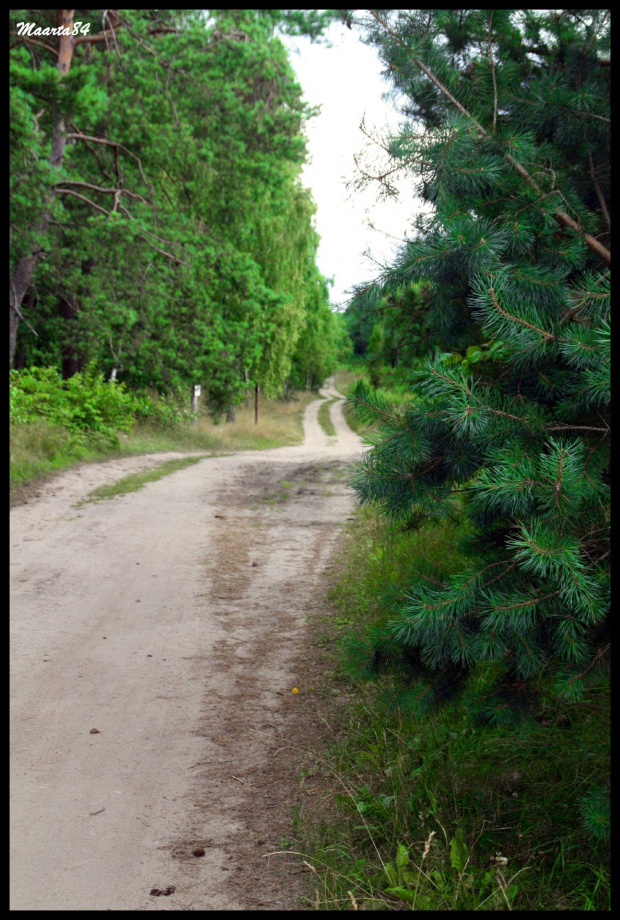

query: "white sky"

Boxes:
[281, 20, 425, 311]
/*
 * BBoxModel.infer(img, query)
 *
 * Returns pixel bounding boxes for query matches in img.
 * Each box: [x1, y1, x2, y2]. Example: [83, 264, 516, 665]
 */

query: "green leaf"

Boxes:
[383, 863, 398, 888]
[449, 828, 468, 873]
[395, 843, 410, 871]
[385, 886, 416, 903]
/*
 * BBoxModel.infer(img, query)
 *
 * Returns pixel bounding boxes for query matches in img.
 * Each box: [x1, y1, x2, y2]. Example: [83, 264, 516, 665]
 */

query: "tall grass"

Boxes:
[334, 365, 421, 439]
[296, 508, 610, 911]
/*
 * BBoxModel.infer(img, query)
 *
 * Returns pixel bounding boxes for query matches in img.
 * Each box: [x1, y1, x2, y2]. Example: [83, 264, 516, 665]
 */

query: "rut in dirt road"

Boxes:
[10, 379, 362, 911]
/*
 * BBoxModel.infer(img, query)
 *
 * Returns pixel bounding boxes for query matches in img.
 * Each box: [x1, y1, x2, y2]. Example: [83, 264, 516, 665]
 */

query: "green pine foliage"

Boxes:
[343, 10, 610, 725]
[579, 784, 610, 841]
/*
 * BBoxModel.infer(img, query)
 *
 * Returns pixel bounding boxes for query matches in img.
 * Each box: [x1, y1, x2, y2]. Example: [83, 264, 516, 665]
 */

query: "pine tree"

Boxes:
[345, 10, 610, 726]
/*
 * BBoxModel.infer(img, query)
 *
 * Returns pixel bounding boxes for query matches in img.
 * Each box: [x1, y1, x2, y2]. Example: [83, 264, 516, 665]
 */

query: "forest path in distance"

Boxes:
[10, 377, 362, 911]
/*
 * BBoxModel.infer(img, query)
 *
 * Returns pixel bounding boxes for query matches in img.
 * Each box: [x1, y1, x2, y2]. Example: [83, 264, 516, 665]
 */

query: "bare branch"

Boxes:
[10, 34, 59, 56]
[10, 279, 39, 337]
[56, 179, 148, 204]
[66, 131, 153, 199]
[56, 187, 112, 216]
[589, 152, 610, 231]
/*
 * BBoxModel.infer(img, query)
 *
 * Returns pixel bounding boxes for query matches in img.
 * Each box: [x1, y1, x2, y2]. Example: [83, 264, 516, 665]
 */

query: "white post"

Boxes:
[192, 384, 201, 423]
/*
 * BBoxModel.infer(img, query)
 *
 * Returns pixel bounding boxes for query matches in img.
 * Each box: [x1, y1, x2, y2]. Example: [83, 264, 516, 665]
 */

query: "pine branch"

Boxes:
[55, 187, 111, 217]
[488, 287, 555, 342]
[66, 132, 153, 197]
[368, 10, 611, 268]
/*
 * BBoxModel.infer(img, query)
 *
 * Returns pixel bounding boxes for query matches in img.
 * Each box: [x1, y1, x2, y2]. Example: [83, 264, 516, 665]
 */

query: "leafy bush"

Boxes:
[10, 364, 138, 443]
[132, 389, 195, 429]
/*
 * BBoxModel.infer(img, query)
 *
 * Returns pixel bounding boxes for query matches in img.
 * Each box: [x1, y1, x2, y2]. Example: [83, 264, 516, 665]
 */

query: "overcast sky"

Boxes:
[281, 20, 425, 311]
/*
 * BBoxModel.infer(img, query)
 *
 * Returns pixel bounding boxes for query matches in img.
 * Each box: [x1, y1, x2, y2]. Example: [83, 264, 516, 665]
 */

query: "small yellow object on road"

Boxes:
[292, 687, 299, 694]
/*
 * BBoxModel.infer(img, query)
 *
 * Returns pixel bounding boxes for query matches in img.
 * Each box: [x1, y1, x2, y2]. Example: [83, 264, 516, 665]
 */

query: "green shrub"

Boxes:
[10, 363, 138, 443]
[132, 389, 195, 429]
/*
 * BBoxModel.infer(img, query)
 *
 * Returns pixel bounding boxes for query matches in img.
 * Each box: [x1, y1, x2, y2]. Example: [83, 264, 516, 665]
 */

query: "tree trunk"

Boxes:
[9, 10, 75, 369]
[244, 368, 250, 408]
[254, 383, 259, 425]
[59, 295, 79, 379]
[226, 403, 236, 423]
[58, 256, 95, 379]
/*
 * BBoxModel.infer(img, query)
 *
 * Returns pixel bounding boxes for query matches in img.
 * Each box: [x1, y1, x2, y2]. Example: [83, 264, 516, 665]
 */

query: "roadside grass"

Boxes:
[333, 367, 366, 397]
[318, 398, 338, 438]
[333, 368, 371, 439]
[10, 390, 316, 502]
[10, 419, 121, 498]
[76, 455, 213, 505]
[296, 507, 610, 911]
[192, 390, 317, 451]
[334, 366, 419, 440]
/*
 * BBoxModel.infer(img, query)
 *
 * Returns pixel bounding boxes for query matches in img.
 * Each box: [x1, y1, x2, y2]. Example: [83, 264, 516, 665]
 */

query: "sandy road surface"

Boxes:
[10, 378, 362, 911]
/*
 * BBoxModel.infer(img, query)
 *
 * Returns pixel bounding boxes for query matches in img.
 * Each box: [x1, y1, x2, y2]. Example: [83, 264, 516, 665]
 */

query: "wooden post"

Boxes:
[254, 383, 259, 425]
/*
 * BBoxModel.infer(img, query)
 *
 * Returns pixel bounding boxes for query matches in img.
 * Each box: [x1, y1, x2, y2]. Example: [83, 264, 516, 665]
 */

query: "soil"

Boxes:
[10, 378, 362, 911]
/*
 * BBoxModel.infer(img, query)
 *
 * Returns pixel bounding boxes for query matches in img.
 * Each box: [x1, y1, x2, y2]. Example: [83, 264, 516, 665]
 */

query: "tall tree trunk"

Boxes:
[9, 10, 75, 369]
[59, 295, 79, 379]
[58, 256, 95, 379]
[226, 403, 236, 423]
[254, 383, 259, 425]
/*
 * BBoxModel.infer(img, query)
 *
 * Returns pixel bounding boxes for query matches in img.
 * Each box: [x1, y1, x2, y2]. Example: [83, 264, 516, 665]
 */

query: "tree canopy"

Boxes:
[10, 8, 342, 412]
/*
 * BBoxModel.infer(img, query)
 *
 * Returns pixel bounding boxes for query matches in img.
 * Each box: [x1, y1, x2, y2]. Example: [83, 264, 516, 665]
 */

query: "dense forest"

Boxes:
[10, 8, 347, 419]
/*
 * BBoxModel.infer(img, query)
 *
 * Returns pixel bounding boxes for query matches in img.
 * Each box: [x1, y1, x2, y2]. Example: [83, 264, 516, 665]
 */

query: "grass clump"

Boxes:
[333, 367, 366, 396]
[78, 455, 213, 504]
[297, 508, 610, 911]
[317, 398, 338, 438]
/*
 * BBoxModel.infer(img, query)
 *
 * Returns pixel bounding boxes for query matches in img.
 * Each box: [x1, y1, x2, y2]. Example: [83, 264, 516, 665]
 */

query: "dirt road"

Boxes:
[10, 378, 361, 911]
